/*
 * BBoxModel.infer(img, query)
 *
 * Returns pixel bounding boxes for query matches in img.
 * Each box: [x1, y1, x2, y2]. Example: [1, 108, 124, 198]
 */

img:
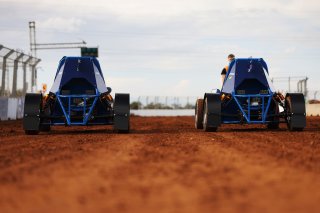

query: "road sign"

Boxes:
[81, 47, 98, 57]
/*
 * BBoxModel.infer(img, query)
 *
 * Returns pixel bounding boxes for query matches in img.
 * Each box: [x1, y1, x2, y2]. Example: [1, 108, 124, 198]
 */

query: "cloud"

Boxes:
[170, 80, 190, 96]
[284, 47, 296, 54]
[107, 77, 146, 95]
[1, 0, 320, 95]
[38, 17, 85, 32]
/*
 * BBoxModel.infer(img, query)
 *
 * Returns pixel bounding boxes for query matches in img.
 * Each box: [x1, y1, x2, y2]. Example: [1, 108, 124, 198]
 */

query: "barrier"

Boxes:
[306, 104, 320, 116]
[0, 97, 24, 120]
[0, 96, 318, 120]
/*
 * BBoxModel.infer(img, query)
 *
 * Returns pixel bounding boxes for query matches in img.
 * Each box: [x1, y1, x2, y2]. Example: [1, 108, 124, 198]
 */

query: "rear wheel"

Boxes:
[203, 93, 221, 132]
[195, 99, 204, 129]
[40, 124, 51, 132]
[267, 99, 280, 129]
[114, 93, 130, 133]
[285, 93, 306, 131]
[40, 107, 51, 132]
[25, 130, 40, 135]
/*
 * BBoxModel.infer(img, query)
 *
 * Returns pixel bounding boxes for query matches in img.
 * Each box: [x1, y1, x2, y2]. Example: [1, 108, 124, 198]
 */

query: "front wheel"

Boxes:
[195, 99, 204, 129]
[40, 106, 51, 132]
[267, 99, 280, 129]
[23, 93, 42, 135]
[203, 93, 221, 132]
[114, 93, 130, 133]
[285, 93, 306, 131]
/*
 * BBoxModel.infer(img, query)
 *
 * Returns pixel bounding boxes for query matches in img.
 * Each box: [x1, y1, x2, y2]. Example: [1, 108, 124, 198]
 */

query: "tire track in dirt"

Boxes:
[0, 117, 320, 213]
[0, 133, 145, 213]
[125, 125, 320, 213]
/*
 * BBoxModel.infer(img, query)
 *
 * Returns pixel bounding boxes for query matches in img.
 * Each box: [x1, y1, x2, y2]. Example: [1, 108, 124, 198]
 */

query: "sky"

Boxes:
[0, 0, 320, 100]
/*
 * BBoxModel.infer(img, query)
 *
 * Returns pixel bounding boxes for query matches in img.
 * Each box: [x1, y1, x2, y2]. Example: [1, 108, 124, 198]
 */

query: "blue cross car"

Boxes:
[195, 58, 306, 131]
[23, 56, 130, 134]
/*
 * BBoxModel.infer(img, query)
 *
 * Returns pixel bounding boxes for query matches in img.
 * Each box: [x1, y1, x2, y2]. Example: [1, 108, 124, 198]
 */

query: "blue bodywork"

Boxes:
[218, 58, 276, 124]
[47, 56, 113, 126]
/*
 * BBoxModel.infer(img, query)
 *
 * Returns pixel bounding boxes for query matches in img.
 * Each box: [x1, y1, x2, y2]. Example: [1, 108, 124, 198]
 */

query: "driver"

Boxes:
[221, 54, 235, 86]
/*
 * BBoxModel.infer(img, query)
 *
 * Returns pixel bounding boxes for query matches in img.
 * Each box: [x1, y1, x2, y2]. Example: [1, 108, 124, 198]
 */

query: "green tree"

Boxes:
[130, 101, 143, 109]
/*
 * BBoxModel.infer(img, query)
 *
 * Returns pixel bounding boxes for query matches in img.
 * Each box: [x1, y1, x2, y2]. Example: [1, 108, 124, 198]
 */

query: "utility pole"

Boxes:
[29, 21, 36, 58]
[29, 21, 86, 55]
[28, 21, 87, 91]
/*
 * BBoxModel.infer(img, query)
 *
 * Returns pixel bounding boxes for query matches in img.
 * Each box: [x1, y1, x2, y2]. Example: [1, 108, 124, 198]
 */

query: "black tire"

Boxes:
[40, 124, 51, 132]
[267, 99, 280, 129]
[285, 93, 306, 131]
[25, 130, 40, 135]
[40, 105, 52, 132]
[23, 93, 42, 135]
[114, 93, 130, 133]
[203, 93, 221, 132]
[195, 99, 204, 129]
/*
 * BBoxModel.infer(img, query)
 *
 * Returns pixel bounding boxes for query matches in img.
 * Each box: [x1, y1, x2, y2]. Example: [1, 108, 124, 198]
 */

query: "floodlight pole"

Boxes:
[12, 53, 24, 96]
[29, 21, 86, 90]
[23, 56, 32, 94]
[30, 59, 41, 92]
[1, 49, 14, 95]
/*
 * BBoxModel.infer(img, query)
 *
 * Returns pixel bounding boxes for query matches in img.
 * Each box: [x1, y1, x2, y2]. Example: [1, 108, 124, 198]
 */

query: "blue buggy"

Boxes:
[195, 58, 306, 131]
[23, 56, 130, 134]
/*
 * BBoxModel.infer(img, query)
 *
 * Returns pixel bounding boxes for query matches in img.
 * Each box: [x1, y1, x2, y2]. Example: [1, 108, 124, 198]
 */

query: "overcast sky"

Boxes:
[0, 0, 319, 99]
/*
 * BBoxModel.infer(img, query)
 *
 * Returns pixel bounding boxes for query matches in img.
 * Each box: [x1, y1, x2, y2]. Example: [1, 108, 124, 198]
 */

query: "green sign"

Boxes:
[81, 47, 98, 57]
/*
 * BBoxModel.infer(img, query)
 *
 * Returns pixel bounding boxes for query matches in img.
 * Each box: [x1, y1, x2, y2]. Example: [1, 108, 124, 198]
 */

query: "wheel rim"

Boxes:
[195, 103, 198, 123]
[286, 97, 293, 129]
[203, 99, 207, 128]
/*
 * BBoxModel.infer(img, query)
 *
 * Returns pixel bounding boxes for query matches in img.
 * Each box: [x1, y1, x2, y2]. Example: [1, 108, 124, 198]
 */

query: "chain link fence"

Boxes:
[131, 96, 198, 109]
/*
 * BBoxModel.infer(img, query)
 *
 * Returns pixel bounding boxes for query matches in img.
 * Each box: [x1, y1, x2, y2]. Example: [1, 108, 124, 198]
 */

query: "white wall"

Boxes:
[0, 97, 318, 120]
[0, 97, 24, 121]
[306, 104, 320, 116]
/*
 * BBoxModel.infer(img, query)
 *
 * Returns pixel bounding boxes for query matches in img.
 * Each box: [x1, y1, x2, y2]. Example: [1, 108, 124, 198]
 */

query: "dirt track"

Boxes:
[0, 116, 320, 213]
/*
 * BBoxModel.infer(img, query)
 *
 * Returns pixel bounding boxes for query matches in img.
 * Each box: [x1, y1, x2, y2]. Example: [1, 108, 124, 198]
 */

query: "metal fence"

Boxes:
[131, 96, 198, 109]
[0, 44, 40, 97]
[270, 76, 309, 98]
[308, 90, 320, 101]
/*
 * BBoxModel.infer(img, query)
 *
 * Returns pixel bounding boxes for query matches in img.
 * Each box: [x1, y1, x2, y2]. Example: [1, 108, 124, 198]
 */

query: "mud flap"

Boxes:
[285, 93, 306, 131]
[203, 93, 221, 131]
[114, 93, 130, 133]
[23, 93, 42, 134]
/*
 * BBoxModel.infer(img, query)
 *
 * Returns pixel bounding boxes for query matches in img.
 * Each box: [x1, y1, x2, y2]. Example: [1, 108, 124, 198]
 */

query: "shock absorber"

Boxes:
[100, 92, 113, 109]
[274, 92, 285, 107]
[42, 92, 56, 116]
[221, 93, 231, 102]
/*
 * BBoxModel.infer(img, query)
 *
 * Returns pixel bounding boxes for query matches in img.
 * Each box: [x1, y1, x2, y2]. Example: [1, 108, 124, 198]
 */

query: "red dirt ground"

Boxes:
[0, 116, 320, 213]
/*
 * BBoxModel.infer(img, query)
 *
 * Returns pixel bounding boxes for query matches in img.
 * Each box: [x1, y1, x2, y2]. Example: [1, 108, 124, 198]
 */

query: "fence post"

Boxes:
[1, 49, 14, 95]
[12, 53, 24, 97]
